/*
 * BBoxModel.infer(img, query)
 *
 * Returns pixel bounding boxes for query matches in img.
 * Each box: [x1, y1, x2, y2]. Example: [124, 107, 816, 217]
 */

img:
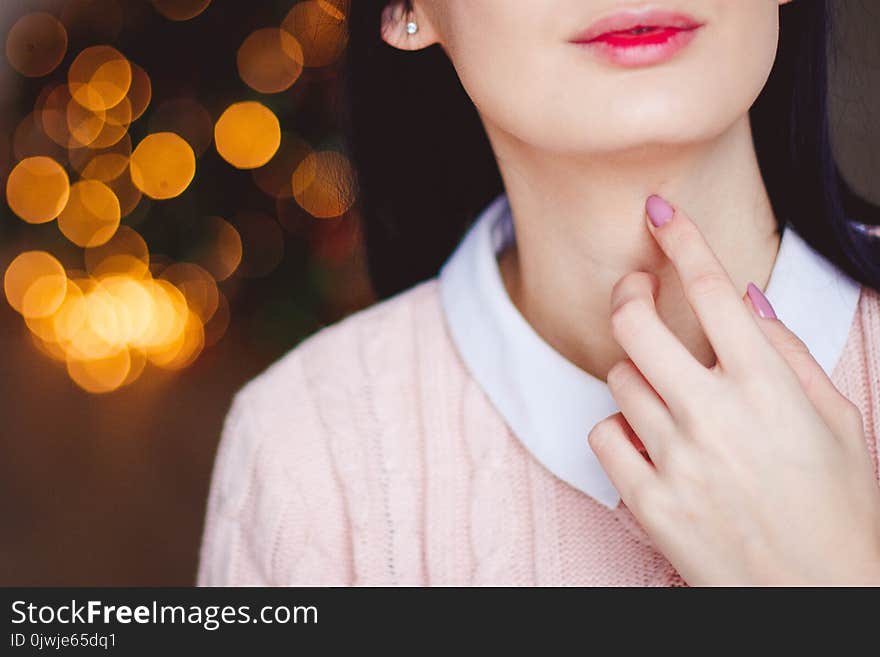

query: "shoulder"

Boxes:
[197, 277, 451, 585]
[859, 283, 880, 315]
[236, 276, 446, 416]
[851, 283, 880, 344]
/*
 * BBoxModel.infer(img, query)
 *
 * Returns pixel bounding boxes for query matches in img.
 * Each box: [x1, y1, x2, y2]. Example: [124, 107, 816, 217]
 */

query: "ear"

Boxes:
[380, 1, 439, 51]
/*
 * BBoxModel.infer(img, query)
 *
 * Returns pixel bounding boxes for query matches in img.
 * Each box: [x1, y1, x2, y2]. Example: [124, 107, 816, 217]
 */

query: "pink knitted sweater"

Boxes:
[197, 279, 880, 586]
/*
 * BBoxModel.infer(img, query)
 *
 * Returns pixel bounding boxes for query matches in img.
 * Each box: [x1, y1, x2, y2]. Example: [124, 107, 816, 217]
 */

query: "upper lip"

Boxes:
[570, 8, 704, 43]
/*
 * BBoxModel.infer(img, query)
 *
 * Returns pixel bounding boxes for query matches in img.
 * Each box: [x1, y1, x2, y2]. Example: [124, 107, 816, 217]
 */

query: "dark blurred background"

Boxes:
[0, 0, 877, 585]
[1, 0, 371, 585]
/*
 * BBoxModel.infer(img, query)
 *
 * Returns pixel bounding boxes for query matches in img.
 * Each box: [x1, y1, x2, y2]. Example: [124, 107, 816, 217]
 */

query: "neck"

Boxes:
[489, 114, 781, 381]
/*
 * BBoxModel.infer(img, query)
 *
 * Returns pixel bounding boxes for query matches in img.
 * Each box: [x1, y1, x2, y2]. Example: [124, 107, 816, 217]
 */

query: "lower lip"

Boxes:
[573, 26, 702, 68]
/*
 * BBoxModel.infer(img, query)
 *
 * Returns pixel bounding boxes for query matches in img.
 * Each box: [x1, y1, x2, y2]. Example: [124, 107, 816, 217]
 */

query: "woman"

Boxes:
[197, 0, 880, 585]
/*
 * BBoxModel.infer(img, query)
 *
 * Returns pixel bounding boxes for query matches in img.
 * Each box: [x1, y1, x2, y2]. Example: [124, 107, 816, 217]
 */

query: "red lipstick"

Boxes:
[570, 9, 704, 68]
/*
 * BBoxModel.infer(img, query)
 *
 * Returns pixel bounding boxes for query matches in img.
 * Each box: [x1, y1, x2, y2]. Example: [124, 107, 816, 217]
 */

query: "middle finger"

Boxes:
[609, 270, 709, 416]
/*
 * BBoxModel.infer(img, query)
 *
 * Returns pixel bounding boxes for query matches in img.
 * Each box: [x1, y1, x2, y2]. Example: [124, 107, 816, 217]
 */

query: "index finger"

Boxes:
[644, 194, 770, 375]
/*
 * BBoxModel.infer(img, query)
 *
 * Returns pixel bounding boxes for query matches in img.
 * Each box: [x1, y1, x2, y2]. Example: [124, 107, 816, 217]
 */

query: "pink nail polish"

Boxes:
[746, 281, 777, 319]
[646, 194, 674, 227]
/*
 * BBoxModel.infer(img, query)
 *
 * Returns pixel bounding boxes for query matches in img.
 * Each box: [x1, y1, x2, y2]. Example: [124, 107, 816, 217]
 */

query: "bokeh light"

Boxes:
[85, 225, 150, 279]
[292, 150, 356, 218]
[6, 156, 70, 224]
[71, 132, 132, 181]
[159, 263, 219, 324]
[86, 96, 131, 149]
[66, 348, 132, 394]
[68, 45, 132, 112]
[4, 251, 67, 318]
[182, 216, 243, 282]
[38, 83, 80, 148]
[65, 92, 106, 146]
[282, 0, 348, 68]
[58, 179, 121, 247]
[1, 0, 364, 400]
[5, 12, 69, 78]
[6, 242, 231, 393]
[214, 101, 281, 169]
[151, 0, 212, 22]
[126, 63, 152, 122]
[103, 164, 144, 217]
[130, 132, 196, 199]
[237, 28, 304, 94]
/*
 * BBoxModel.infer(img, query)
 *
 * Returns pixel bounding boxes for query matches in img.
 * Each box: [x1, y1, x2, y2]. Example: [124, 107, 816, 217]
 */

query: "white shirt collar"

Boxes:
[438, 191, 863, 509]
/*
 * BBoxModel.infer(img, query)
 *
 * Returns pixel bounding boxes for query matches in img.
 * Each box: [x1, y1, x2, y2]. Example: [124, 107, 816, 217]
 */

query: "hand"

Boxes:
[587, 194, 880, 586]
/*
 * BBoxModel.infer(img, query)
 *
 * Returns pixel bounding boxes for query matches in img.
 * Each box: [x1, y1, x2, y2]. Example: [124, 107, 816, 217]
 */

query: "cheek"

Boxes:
[446, 2, 782, 155]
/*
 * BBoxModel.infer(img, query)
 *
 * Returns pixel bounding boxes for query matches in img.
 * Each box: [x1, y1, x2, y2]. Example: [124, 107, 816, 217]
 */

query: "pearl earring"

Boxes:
[406, 20, 418, 35]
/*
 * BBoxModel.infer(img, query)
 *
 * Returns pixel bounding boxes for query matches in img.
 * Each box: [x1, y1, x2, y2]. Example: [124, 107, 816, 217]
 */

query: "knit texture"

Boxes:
[197, 279, 880, 586]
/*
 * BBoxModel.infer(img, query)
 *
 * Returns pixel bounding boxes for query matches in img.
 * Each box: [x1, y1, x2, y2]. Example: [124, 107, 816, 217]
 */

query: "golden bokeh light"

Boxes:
[4, 251, 67, 318]
[130, 132, 196, 199]
[214, 101, 281, 170]
[137, 278, 187, 357]
[104, 164, 144, 217]
[38, 83, 112, 150]
[24, 277, 83, 346]
[85, 225, 151, 280]
[292, 150, 356, 218]
[96, 274, 156, 346]
[5, 156, 70, 224]
[151, 0, 212, 22]
[318, 0, 348, 21]
[126, 62, 152, 122]
[86, 96, 131, 149]
[13, 251, 220, 391]
[80, 152, 131, 182]
[237, 28, 304, 94]
[30, 330, 69, 363]
[68, 45, 132, 112]
[58, 179, 121, 247]
[66, 347, 132, 394]
[71, 132, 132, 182]
[3, 0, 347, 392]
[51, 278, 88, 346]
[159, 262, 219, 323]
[62, 279, 121, 360]
[5, 12, 68, 78]
[11, 260, 227, 390]
[122, 347, 147, 387]
[148, 307, 204, 370]
[65, 93, 106, 147]
[282, 0, 348, 68]
[18, 271, 69, 320]
[38, 83, 78, 148]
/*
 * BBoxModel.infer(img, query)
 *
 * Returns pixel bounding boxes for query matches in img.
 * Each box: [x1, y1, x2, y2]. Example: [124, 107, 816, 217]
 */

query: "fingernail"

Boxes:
[646, 194, 674, 227]
[746, 281, 777, 319]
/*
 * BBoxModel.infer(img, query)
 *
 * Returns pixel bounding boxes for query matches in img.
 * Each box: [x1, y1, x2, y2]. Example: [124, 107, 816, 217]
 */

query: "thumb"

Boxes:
[743, 282, 862, 439]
